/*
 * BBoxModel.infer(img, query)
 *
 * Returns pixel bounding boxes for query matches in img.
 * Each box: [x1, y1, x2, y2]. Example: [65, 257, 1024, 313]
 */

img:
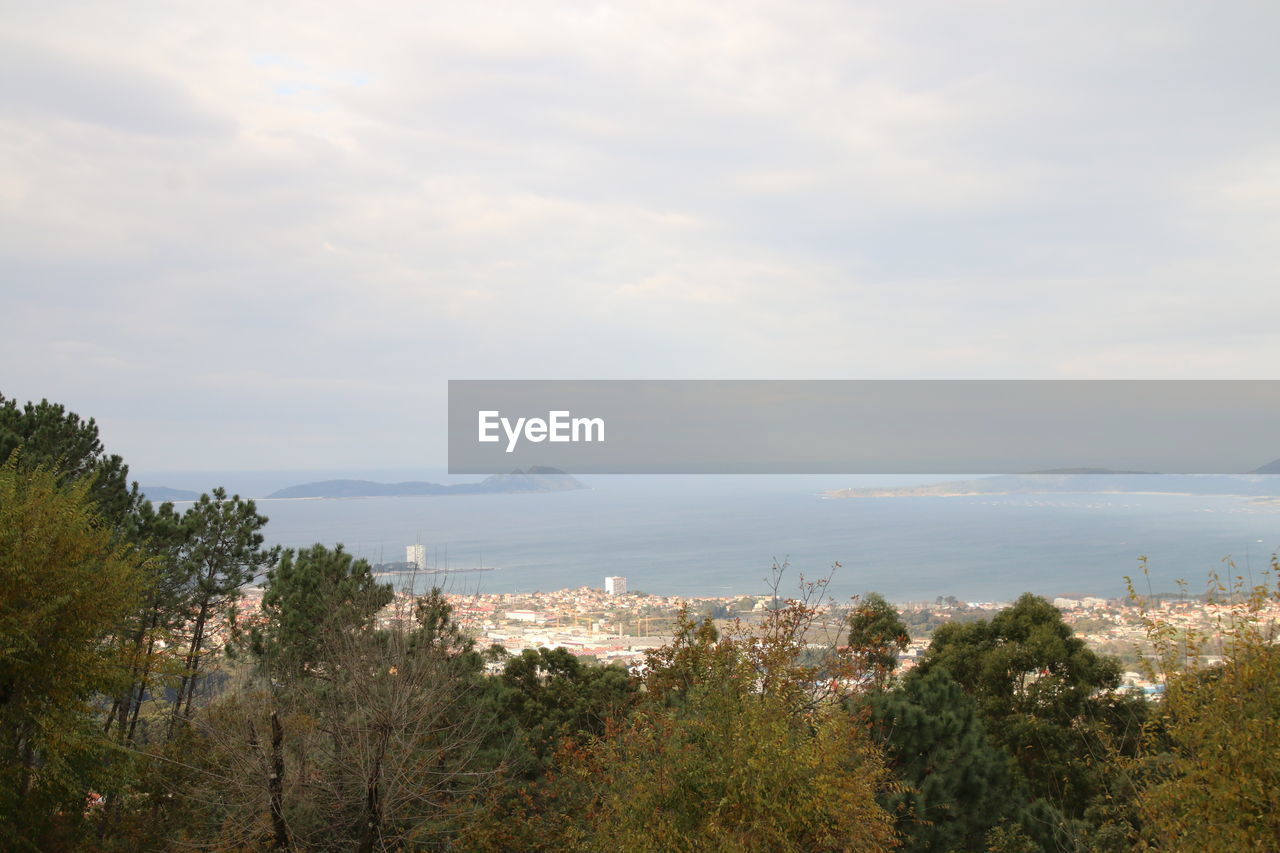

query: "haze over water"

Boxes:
[144, 473, 1280, 603]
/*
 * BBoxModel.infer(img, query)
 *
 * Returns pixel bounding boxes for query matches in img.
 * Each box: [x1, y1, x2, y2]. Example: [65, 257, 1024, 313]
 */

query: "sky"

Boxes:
[2, 1, 1278, 472]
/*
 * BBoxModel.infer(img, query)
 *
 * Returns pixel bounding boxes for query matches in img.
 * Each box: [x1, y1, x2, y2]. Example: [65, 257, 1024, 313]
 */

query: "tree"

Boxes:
[498, 647, 636, 773]
[921, 593, 1121, 724]
[0, 396, 214, 841]
[102, 503, 191, 728]
[250, 543, 393, 680]
[848, 592, 910, 689]
[0, 395, 209, 740]
[0, 461, 147, 848]
[197, 544, 394, 849]
[915, 593, 1141, 836]
[871, 667, 1027, 852]
[178, 588, 500, 851]
[482, 603, 899, 852]
[168, 488, 277, 736]
[1127, 560, 1280, 848]
[0, 394, 143, 529]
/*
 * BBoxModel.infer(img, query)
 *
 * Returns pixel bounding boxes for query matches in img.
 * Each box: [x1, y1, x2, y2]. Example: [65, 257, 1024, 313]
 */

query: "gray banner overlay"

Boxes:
[448, 380, 1280, 475]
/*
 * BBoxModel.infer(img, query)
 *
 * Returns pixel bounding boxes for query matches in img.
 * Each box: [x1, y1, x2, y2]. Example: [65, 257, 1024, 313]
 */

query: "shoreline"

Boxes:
[824, 489, 1269, 499]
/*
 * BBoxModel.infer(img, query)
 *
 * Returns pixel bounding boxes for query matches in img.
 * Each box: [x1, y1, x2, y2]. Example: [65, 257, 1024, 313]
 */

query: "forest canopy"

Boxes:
[1, 394, 1277, 851]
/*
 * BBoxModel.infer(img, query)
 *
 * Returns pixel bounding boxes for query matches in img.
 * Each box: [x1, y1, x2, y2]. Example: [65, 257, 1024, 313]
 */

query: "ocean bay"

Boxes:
[244, 476, 1280, 602]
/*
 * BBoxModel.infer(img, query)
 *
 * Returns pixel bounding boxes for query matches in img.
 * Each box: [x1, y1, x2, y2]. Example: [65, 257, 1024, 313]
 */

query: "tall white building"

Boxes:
[406, 544, 427, 570]
[605, 576, 627, 595]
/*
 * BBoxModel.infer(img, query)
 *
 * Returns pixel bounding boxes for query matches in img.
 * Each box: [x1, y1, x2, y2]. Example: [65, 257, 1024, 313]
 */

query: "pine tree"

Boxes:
[0, 394, 189, 749]
[872, 667, 1024, 851]
[167, 489, 277, 736]
[915, 593, 1141, 839]
[251, 543, 393, 679]
[0, 394, 143, 528]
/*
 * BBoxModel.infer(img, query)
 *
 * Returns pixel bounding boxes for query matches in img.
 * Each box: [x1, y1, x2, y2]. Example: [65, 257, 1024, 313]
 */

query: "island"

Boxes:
[265, 466, 585, 499]
[139, 485, 201, 502]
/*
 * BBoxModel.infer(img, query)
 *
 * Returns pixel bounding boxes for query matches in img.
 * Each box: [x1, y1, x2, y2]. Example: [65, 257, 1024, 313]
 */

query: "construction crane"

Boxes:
[627, 615, 661, 636]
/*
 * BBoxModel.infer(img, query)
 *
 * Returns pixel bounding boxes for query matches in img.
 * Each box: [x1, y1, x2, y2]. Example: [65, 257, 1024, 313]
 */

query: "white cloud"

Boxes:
[2, 0, 1278, 468]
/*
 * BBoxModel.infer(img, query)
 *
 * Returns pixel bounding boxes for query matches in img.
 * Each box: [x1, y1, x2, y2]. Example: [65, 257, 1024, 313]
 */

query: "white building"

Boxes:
[505, 610, 543, 623]
[605, 576, 627, 595]
[406, 544, 427, 570]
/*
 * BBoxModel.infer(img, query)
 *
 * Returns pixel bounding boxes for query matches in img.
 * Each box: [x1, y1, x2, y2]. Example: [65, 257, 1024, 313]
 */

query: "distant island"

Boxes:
[140, 485, 201, 502]
[265, 467, 585, 499]
[825, 468, 1280, 499]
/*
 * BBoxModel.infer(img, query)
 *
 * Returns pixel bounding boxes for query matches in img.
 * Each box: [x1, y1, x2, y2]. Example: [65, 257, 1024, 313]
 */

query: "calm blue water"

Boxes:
[186, 475, 1280, 603]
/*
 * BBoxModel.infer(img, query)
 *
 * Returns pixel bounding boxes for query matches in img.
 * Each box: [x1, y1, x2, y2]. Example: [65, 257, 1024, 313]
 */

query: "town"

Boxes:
[234, 566, 1280, 697]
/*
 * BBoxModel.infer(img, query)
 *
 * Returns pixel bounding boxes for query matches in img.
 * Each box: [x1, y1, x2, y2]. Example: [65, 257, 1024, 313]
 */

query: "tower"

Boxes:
[406, 544, 427, 570]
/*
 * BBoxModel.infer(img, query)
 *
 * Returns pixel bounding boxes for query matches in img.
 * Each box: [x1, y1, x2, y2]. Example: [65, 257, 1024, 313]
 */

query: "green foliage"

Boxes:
[566, 687, 895, 852]
[985, 820, 1042, 852]
[916, 592, 1140, 831]
[872, 667, 1025, 852]
[251, 543, 393, 679]
[0, 461, 147, 848]
[168, 488, 277, 729]
[498, 647, 636, 773]
[411, 586, 475, 656]
[179, 488, 276, 607]
[21, 395, 1280, 850]
[483, 604, 899, 852]
[848, 591, 910, 687]
[177, 591, 500, 851]
[922, 593, 1122, 724]
[0, 393, 143, 528]
[457, 647, 638, 849]
[0, 396, 202, 843]
[1127, 559, 1280, 850]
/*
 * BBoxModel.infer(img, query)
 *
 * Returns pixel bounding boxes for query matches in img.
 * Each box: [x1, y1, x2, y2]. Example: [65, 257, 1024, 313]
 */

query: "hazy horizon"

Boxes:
[6, 1, 1280, 472]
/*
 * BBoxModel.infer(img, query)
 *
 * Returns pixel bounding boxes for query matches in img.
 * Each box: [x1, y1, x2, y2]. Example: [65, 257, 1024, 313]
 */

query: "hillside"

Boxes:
[266, 466, 585, 499]
[139, 485, 201, 501]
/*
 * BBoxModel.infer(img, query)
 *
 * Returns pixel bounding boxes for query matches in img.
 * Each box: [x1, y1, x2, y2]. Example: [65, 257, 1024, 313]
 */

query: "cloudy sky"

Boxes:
[3, 1, 1277, 471]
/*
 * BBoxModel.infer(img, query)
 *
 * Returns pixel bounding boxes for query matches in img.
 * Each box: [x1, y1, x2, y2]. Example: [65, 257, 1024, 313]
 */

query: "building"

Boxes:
[504, 610, 543, 623]
[605, 576, 627, 595]
[406, 544, 427, 570]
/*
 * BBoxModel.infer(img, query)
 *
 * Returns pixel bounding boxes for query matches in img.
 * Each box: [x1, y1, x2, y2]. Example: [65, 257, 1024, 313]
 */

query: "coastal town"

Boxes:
[234, 565, 1280, 697]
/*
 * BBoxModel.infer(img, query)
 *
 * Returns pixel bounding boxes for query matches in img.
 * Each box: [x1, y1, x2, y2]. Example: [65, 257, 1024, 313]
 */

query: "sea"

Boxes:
[137, 471, 1280, 604]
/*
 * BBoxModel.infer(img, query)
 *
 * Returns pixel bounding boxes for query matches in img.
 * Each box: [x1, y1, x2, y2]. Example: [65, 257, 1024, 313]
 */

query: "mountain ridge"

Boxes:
[265, 467, 585, 499]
